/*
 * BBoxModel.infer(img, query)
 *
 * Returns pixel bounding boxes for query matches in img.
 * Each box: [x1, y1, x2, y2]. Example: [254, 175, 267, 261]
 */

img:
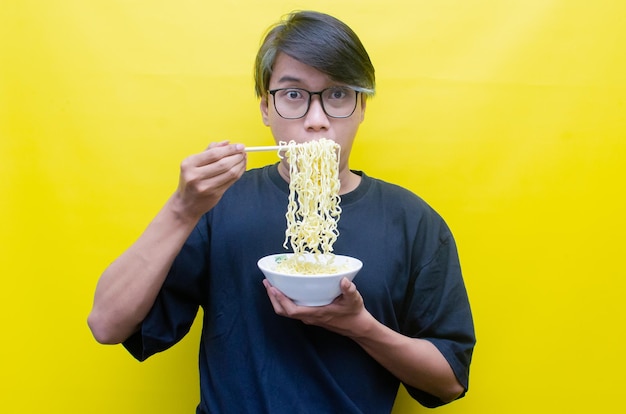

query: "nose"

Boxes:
[303, 95, 330, 131]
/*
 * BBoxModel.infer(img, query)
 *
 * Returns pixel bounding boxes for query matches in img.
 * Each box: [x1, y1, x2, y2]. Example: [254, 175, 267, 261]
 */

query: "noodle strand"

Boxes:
[276, 139, 342, 274]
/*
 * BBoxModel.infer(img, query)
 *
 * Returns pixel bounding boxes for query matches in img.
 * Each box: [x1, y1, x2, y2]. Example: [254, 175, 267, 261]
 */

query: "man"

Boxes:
[88, 10, 475, 413]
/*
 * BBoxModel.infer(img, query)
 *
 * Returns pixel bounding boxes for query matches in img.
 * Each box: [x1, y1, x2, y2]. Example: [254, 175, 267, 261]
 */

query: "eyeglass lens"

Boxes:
[271, 87, 358, 119]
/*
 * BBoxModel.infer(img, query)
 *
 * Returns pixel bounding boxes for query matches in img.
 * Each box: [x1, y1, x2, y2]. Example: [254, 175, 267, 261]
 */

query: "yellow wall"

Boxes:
[2, 1, 625, 412]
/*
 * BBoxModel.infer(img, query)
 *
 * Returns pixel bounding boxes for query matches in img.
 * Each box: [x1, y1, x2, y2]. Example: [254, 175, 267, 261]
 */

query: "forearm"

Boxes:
[88, 194, 201, 344]
[88, 143, 247, 344]
[349, 313, 464, 403]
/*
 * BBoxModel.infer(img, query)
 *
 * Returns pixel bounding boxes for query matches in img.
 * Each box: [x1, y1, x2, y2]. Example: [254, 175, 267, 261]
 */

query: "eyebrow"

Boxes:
[276, 75, 303, 84]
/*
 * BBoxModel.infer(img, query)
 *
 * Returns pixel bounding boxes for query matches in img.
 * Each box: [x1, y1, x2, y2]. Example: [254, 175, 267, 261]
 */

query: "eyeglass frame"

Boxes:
[267, 86, 361, 119]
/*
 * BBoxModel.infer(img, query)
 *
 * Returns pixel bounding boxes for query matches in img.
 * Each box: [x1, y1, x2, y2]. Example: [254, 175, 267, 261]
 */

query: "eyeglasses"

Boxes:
[268, 87, 360, 119]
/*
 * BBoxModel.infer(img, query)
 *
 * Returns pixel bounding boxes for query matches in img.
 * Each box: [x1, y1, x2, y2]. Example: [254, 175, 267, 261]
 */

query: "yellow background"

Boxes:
[2, 0, 625, 412]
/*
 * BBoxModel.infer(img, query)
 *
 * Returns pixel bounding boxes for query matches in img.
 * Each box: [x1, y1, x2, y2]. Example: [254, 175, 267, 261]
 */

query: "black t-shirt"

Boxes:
[124, 163, 475, 413]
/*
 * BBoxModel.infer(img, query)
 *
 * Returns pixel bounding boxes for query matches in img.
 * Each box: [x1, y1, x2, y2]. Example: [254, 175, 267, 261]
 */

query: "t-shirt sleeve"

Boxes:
[123, 217, 210, 361]
[401, 219, 476, 408]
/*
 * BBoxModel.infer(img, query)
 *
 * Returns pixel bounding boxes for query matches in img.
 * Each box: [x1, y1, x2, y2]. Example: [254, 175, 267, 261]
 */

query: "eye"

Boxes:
[326, 87, 349, 100]
[282, 89, 305, 100]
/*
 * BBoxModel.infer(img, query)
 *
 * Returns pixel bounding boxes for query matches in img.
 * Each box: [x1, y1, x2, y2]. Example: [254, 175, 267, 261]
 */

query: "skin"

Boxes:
[260, 53, 363, 195]
[88, 51, 464, 403]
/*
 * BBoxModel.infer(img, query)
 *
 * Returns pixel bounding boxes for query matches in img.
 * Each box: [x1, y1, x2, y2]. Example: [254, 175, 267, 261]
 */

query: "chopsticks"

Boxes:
[244, 145, 286, 152]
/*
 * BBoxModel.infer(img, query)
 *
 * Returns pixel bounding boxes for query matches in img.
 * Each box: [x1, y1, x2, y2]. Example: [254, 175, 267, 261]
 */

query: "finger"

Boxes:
[206, 140, 230, 150]
[196, 143, 245, 167]
[205, 153, 248, 185]
[268, 284, 303, 317]
[181, 145, 246, 184]
[263, 279, 286, 314]
[187, 142, 244, 165]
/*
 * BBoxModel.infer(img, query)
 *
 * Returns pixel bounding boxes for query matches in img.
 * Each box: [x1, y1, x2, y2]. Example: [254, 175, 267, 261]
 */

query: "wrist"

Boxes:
[167, 193, 205, 226]
[346, 310, 379, 341]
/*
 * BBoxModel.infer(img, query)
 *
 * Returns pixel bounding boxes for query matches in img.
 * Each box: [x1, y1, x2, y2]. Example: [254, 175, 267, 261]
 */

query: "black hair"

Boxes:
[254, 11, 375, 98]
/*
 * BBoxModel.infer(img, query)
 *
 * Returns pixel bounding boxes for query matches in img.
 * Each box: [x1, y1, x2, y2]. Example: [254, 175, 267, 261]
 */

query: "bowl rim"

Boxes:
[257, 253, 363, 277]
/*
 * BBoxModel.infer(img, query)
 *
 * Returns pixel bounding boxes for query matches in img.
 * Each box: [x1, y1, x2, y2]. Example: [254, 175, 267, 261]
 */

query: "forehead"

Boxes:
[269, 52, 333, 89]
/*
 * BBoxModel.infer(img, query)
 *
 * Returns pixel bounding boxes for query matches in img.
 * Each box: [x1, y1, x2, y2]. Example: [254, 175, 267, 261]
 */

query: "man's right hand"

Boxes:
[174, 141, 247, 221]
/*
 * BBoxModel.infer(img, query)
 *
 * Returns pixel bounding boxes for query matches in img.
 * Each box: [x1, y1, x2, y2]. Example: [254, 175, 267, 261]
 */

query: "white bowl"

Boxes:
[257, 253, 363, 306]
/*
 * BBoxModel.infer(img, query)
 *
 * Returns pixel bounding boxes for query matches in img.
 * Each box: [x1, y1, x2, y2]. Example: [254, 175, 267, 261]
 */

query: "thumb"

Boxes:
[340, 277, 356, 294]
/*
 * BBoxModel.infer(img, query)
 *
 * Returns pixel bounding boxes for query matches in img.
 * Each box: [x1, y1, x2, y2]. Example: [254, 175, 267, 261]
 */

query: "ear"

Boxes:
[260, 96, 270, 126]
[359, 96, 367, 123]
